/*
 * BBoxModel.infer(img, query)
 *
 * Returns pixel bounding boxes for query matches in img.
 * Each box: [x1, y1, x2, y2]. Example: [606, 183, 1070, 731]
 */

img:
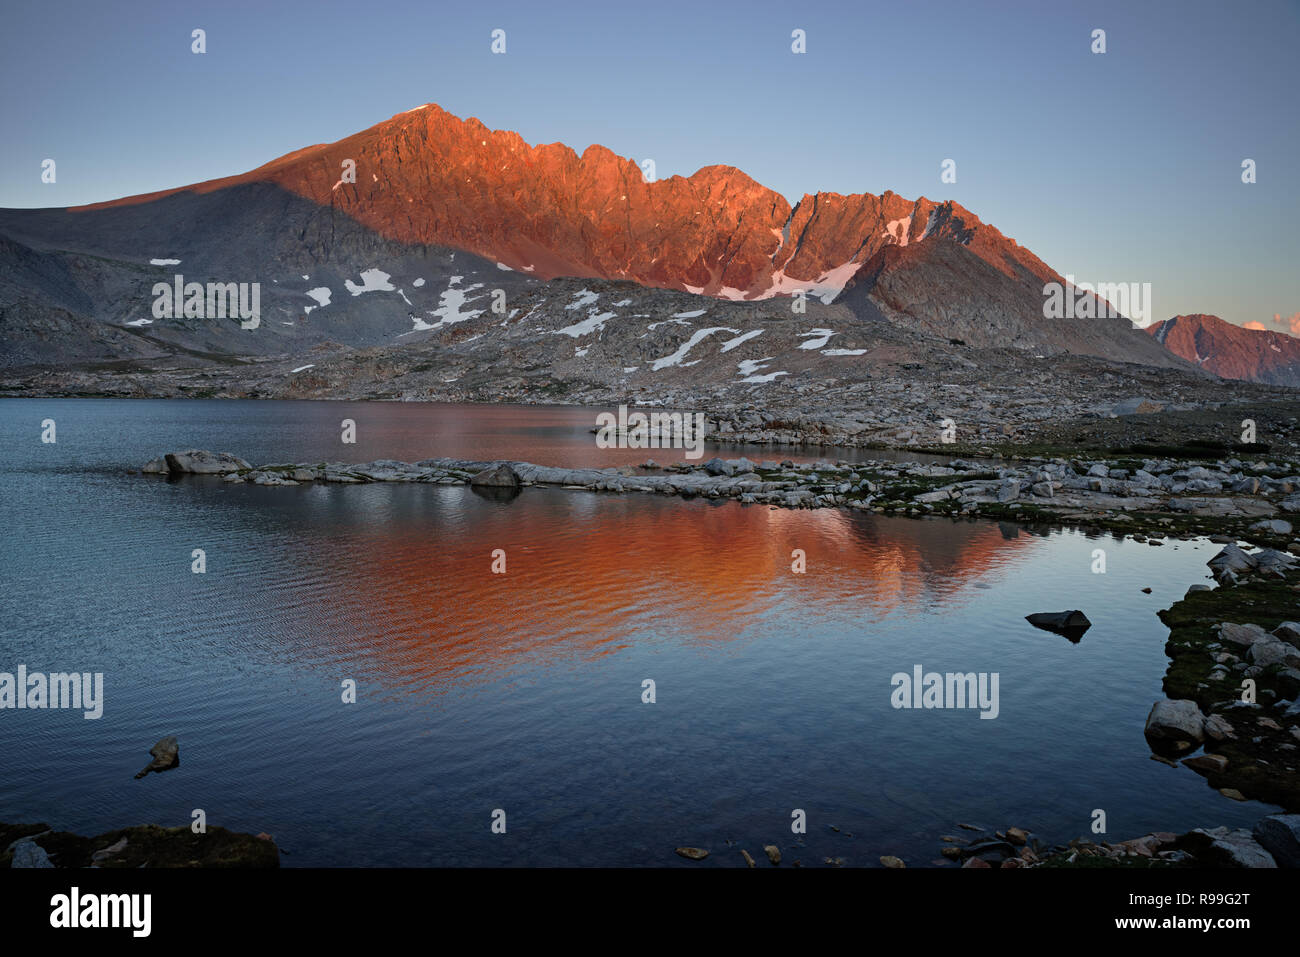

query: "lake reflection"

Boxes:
[0, 398, 1272, 867]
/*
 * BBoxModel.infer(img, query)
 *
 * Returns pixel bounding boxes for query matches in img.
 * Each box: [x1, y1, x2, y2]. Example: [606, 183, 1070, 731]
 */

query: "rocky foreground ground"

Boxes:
[2, 822, 279, 868]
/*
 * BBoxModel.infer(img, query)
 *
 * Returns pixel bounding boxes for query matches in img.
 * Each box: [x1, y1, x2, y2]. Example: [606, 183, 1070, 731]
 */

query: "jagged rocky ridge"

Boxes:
[1, 102, 1200, 395]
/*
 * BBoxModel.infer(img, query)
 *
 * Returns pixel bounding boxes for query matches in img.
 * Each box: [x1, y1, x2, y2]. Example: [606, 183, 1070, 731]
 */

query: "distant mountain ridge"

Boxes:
[1146, 314, 1300, 387]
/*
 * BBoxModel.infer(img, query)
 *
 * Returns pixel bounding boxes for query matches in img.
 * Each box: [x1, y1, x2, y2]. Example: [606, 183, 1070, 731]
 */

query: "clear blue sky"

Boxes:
[1, 0, 1296, 329]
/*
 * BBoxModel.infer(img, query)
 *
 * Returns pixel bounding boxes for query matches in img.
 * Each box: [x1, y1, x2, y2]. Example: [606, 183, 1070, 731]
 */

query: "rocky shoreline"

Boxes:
[3, 821, 279, 868]
[936, 534, 1300, 870]
[145, 446, 1300, 543]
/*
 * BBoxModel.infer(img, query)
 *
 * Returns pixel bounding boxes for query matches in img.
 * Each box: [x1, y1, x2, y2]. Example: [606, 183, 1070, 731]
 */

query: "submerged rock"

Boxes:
[674, 846, 708, 861]
[134, 735, 180, 779]
[1182, 753, 1229, 775]
[469, 483, 522, 503]
[962, 839, 1016, 862]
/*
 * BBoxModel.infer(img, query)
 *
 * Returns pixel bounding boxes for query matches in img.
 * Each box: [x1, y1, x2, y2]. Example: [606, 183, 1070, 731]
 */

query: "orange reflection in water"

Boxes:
[260, 489, 1040, 695]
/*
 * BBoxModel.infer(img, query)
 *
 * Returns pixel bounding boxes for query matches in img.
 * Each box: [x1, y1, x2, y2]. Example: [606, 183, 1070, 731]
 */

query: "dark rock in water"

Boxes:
[1025, 610, 1092, 642]
[764, 844, 781, 865]
[162, 450, 251, 474]
[702, 457, 732, 476]
[469, 463, 521, 488]
[675, 846, 708, 860]
[134, 735, 180, 779]
[1253, 814, 1300, 868]
[469, 483, 521, 503]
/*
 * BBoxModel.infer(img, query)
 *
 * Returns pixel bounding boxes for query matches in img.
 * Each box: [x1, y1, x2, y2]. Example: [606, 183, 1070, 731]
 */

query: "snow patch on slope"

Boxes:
[736, 358, 773, 376]
[755, 262, 862, 305]
[555, 311, 617, 337]
[719, 330, 763, 352]
[304, 288, 332, 316]
[799, 329, 836, 349]
[566, 289, 601, 311]
[651, 327, 739, 371]
[411, 282, 486, 331]
[345, 268, 396, 296]
[885, 215, 914, 246]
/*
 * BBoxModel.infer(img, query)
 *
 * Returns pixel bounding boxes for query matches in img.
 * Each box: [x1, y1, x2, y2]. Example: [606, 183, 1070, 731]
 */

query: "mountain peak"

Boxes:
[64, 103, 1062, 305]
